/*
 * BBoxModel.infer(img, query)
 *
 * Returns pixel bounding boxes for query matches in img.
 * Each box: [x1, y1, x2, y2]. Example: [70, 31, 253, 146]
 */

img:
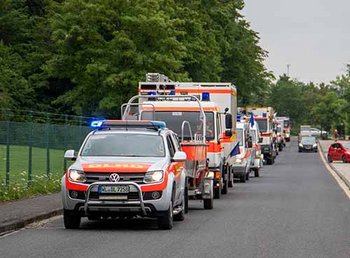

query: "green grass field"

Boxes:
[0, 145, 66, 184]
[0, 145, 69, 201]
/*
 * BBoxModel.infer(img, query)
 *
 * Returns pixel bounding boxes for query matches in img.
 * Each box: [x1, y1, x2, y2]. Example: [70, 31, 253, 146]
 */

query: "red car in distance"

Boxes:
[327, 142, 350, 163]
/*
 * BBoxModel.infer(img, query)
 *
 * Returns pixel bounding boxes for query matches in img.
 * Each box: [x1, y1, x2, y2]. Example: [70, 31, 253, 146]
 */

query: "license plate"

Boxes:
[98, 185, 130, 194]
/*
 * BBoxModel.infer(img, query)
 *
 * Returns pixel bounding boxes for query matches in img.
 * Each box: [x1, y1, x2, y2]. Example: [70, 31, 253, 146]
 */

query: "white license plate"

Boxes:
[98, 185, 130, 194]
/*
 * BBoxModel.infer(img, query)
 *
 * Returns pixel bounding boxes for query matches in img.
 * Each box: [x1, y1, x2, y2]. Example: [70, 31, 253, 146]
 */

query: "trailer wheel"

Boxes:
[203, 198, 213, 209]
[158, 201, 173, 230]
[63, 210, 81, 229]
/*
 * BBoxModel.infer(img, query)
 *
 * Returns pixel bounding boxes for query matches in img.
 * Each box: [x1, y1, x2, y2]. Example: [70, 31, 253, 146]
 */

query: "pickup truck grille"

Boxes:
[85, 172, 145, 184]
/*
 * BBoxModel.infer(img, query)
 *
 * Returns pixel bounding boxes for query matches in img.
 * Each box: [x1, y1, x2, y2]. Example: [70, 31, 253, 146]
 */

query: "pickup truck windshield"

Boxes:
[81, 133, 165, 157]
[141, 111, 215, 140]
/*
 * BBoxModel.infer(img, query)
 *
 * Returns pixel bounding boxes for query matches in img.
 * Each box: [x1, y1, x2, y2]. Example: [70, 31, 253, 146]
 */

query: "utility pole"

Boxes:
[287, 64, 291, 76]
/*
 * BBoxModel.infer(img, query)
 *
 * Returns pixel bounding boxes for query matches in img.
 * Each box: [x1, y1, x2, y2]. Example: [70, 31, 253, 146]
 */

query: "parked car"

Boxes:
[327, 142, 350, 163]
[309, 128, 328, 138]
[298, 136, 318, 152]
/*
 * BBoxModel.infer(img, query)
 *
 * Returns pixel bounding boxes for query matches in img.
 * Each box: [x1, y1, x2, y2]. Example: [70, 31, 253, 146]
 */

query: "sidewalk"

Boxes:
[318, 140, 350, 189]
[0, 192, 62, 234]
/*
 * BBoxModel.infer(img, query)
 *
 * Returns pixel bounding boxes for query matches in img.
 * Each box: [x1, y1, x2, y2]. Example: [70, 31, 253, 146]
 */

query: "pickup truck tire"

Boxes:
[174, 192, 185, 221]
[63, 210, 81, 229]
[203, 198, 213, 209]
[214, 185, 221, 199]
[158, 201, 173, 230]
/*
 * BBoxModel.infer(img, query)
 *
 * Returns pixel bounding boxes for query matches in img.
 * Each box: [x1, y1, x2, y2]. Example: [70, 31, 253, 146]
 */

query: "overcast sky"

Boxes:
[242, 0, 350, 84]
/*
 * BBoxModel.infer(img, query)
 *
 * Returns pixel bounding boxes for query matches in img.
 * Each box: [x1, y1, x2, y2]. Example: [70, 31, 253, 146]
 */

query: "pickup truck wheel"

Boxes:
[174, 192, 185, 221]
[157, 201, 173, 230]
[203, 198, 213, 209]
[63, 210, 81, 229]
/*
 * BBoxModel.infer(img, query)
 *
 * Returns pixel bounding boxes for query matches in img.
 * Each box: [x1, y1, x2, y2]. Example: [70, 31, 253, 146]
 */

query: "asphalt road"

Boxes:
[1, 139, 350, 258]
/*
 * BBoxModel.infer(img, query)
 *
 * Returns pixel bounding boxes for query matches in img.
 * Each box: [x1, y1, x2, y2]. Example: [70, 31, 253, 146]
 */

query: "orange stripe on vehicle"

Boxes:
[82, 163, 151, 173]
[208, 141, 222, 152]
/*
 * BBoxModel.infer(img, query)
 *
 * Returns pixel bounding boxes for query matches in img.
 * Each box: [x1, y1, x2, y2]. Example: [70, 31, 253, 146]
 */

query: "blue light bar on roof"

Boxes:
[237, 113, 241, 122]
[170, 90, 176, 95]
[262, 112, 267, 118]
[151, 121, 166, 129]
[202, 92, 210, 101]
[90, 120, 104, 128]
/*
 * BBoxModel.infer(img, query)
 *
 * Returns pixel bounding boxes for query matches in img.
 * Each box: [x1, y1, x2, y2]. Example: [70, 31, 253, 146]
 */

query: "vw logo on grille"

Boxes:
[109, 173, 120, 182]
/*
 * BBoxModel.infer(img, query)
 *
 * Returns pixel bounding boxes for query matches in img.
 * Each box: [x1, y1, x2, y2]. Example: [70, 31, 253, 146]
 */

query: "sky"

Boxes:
[242, 0, 350, 84]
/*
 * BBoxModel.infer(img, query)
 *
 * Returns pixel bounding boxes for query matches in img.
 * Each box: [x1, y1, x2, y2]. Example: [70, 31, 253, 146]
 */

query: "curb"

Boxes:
[318, 142, 350, 190]
[0, 208, 62, 235]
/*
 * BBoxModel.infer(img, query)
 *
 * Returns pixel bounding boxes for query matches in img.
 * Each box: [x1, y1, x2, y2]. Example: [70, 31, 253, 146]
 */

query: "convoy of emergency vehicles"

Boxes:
[61, 73, 291, 230]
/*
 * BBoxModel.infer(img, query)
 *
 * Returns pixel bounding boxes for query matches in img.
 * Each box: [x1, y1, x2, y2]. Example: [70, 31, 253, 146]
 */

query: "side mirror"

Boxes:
[225, 113, 232, 129]
[64, 150, 76, 161]
[172, 151, 187, 162]
[259, 137, 263, 143]
[225, 129, 232, 137]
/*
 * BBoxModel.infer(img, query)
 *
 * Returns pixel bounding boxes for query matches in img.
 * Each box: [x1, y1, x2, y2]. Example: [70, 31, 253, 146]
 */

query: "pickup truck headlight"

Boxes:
[299, 143, 303, 147]
[69, 169, 86, 183]
[144, 170, 164, 184]
[313, 144, 317, 148]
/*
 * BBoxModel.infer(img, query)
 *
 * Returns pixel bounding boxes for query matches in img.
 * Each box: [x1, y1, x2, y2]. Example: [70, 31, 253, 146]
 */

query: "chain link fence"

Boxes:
[0, 109, 95, 186]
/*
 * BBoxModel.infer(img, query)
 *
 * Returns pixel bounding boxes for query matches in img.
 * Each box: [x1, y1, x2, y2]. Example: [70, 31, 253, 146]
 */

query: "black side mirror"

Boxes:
[225, 113, 232, 129]
[259, 137, 263, 143]
[225, 129, 232, 137]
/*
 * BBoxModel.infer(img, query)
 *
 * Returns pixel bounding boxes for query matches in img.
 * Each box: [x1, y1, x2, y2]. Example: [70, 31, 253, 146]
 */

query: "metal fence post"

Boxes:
[63, 114, 68, 173]
[28, 111, 33, 186]
[46, 113, 50, 178]
[5, 111, 10, 187]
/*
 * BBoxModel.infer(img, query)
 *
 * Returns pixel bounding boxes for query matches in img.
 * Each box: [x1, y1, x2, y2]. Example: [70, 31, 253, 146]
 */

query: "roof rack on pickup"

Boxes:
[91, 120, 166, 131]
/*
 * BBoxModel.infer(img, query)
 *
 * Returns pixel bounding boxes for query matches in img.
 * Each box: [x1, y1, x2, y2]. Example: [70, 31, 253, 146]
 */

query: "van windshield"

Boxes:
[256, 120, 267, 132]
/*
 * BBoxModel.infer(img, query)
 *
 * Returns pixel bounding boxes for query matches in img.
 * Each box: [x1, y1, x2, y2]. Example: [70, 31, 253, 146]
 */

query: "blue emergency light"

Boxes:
[202, 92, 210, 101]
[90, 120, 104, 128]
[170, 90, 176, 95]
[237, 113, 242, 122]
[262, 112, 267, 118]
[150, 121, 167, 129]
